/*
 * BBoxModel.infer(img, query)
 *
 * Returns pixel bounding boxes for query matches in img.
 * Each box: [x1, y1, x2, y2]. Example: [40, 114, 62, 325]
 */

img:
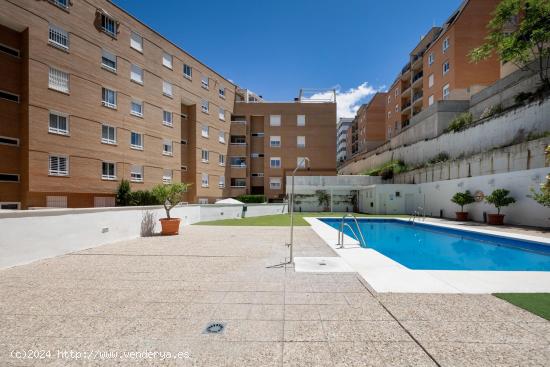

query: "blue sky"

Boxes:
[114, 0, 462, 118]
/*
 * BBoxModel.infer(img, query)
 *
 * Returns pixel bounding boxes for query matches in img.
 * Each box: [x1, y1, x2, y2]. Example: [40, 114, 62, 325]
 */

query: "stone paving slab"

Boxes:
[0, 225, 548, 366]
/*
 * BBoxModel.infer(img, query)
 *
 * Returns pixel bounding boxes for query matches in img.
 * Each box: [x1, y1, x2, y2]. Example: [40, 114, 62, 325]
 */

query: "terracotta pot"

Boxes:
[455, 212, 469, 221]
[487, 214, 505, 225]
[159, 218, 181, 235]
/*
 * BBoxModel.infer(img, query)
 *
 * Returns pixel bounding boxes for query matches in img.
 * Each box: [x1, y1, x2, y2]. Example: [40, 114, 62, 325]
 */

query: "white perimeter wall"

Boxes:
[0, 203, 287, 269]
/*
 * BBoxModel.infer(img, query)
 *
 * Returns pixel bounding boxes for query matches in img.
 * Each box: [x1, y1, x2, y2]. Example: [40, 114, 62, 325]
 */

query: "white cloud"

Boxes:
[308, 82, 380, 120]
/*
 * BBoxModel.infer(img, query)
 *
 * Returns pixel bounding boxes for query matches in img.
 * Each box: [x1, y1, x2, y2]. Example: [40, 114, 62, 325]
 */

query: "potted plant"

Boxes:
[485, 189, 516, 225]
[451, 190, 475, 221]
[152, 182, 190, 235]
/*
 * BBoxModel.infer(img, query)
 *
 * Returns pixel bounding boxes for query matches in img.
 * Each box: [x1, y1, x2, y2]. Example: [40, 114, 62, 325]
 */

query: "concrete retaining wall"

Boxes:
[0, 203, 287, 269]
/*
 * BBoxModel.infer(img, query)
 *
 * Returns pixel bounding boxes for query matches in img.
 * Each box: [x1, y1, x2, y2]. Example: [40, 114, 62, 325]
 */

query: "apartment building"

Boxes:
[336, 117, 353, 165]
[356, 92, 387, 153]
[384, 0, 501, 141]
[231, 92, 337, 201]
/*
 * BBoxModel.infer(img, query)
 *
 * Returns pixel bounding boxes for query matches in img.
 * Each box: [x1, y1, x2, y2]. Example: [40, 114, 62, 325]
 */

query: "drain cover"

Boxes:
[204, 322, 225, 334]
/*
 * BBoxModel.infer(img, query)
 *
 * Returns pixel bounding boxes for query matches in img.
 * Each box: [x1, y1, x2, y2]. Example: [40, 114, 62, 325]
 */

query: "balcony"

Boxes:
[401, 100, 412, 111]
[412, 71, 423, 84]
[412, 91, 423, 103]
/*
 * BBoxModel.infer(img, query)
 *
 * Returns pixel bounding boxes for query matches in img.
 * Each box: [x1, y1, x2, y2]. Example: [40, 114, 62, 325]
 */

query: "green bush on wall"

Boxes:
[236, 195, 267, 203]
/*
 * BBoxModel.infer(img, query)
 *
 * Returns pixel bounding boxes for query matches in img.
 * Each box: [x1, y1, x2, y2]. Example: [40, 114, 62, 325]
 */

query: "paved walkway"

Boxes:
[0, 226, 548, 366]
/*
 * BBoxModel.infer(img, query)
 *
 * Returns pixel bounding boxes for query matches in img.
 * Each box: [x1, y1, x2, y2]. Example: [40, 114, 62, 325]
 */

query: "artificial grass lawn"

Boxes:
[494, 293, 550, 321]
[195, 212, 395, 226]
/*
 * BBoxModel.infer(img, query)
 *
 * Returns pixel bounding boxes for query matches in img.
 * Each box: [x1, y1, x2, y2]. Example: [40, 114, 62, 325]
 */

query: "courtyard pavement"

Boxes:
[0, 225, 549, 366]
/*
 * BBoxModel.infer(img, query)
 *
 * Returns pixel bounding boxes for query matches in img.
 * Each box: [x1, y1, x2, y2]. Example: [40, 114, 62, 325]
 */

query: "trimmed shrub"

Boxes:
[116, 179, 131, 206]
[129, 190, 161, 206]
[236, 194, 267, 203]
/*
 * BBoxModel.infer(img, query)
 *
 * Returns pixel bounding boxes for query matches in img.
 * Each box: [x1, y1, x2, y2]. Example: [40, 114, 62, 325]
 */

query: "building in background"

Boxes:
[336, 117, 353, 166]
[357, 92, 387, 153]
[0, 0, 336, 209]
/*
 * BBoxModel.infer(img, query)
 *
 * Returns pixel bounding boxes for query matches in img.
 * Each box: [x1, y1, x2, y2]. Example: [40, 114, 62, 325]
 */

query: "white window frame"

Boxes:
[102, 87, 117, 109]
[162, 51, 173, 69]
[163, 169, 172, 184]
[442, 37, 449, 53]
[218, 108, 225, 121]
[130, 31, 143, 52]
[270, 157, 281, 169]
[270, 136, 281, 148]
[130, 100, 143, 117]
[101, 124, 116, 145]
[231, 178, 246, 188]
[269, 177, 282, 190]
[219, 87, 225, 99]
[48, 111, 69, 135]
[162, 80, 173, 97]
[218, 131, 226, 144]
[162, 139, 173, 156]
[270, 115, 281, 126]
[201, 100, 209, 114]
[428, 74, 434, 88]
[443, 61, 450, 75]
[48, 24, 69, 50]
[183, 64, 192, 79]
[48, 155, 69, 176]
[48, 67, 69, 93]
[428, 95, 434, 106]
[442, 84, 450, 100]
[130, 131, 143, 150]
[130, 165, 143, 182]
[101, 161, 116, 180]
[218, 175, 225, 188]
[201, 173, 209, 187]
[297, 115, 305, 126]
[201, 75, 209, 89]
[101, 14, 117, 37]
[428, 52, 434, 65]
[163, 111, 173, 126]
[201, 149, 209, 163]
[101, 49, 117, 72]
[130, 64, 143, 84]
[201, 125, 209, 138]
[218, 154, 225, 166]
[297, 136, 305, 148]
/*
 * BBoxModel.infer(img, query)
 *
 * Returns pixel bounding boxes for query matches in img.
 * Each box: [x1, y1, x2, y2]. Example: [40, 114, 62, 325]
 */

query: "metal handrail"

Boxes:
[337, 214, 367, 249]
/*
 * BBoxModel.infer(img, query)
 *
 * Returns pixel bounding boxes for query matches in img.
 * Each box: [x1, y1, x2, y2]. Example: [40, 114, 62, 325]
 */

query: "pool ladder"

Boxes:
[408, 206, 426, 223]
[337, 214, 367, 249]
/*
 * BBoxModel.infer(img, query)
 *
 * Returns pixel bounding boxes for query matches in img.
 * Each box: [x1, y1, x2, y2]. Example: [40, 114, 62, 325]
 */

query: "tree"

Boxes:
[116, 179, 131, 206]
[451, 190, 476, 212]
[530, 145, 550, 207]
[151, 183, 190, 219]
[485, 189, 516, 215]
[469, 0, 550, 88]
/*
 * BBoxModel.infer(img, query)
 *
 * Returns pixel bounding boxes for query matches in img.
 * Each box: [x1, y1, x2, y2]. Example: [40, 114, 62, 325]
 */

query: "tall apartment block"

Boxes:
[356, 92, 387, 153]
[336, 117, 353, 165]
[384, 0, 501, 140]
[0, 0, 336, 209]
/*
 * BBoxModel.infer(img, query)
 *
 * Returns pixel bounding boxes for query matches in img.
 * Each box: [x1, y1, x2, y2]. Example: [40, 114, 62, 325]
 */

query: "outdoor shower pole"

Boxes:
[289, 157, 310, 265]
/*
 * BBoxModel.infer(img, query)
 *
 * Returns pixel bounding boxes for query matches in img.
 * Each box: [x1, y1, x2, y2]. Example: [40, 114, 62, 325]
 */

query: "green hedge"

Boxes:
[236, 194, 267, 203]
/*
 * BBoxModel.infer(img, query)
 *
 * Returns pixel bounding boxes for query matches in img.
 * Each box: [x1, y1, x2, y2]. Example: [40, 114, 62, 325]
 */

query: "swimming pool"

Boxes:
[320, 218, 550, 271]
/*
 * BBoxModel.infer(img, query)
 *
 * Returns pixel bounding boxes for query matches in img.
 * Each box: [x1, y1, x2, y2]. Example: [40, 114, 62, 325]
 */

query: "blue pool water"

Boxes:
[320, 218, 550, 271]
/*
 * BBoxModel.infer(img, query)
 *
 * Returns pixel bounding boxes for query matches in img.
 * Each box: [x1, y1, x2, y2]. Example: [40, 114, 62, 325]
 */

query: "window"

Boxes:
[250, 153, 264, 158]
[428, 95, 434, 106]
[201, 100, 209, 113]
[130, 165, 143, 182]
[218, 108, 225, 121]
[46, 196, 67, 208]
[201, 149, 209, 162]
[101, 50, 117, 72]
[219, 131, 226, 144]
[270, 115, 281, 126]
[198, 198, 208, 204]
[163, 111, 172, 126]
[102, 87, 117, 108]
[0, 202, 20, 209]
[101, 13, 117, 37]
[48, 67, 69, 93]
[297, 115, 305, 126]
[428, 52, 434, 65]
[162, 139, 173, 156]
[251, 132, 264, 137]
[443, 61, 450, 75]
[395, 88, 399, 97]
[230, 178, 246, 188]
[201, 125, 209, 138]
[94, 197, 115, 208]
[442, 37, 449, 52]
[0, 174, 20, 182]
[0, 136, 19, 146]
[130, 132, 143, 149]
[270, 136, 281, 148]
[442, 84, 450, 100]
[101, 124, 116, 144]
[49, 112, 69, 135]
[162, 52, 173, 69]
[251, 173, 264, 177]
[219, 175, 225, 188]
[49, 155, 68, 176]
[163, 169, 172, 184]
[201, 75, 209, 89]
[48, 24, 69, 50]
[230, 135, 246, 145]
[101, 162, 116, 180]
[183, 64, 192, 79]
[387, 96, 391, 103]
[130, 100, 143, 117]
[130, 64, 143, 84]
[218, 154, 225, 166]
[52, 0, 69, 9]
[130, 31, 143, 52]
[269, 177, 281, 190]
[0, 90, 19, 103]
[395, 104, 399, 112]
[162, 81, 173, 97]
[230, 157, 246, 167]
[270, 157, 281, 168]
[428, 74, 434, 88]
[297, 136, 305, 148]
[297, 157, 307, 168]
[219, 87, 225, 98]
[201, 173, 209, 187]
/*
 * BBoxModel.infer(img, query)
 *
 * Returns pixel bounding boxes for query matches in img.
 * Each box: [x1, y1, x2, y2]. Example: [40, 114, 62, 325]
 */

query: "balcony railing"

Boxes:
[412, 71, 423, 83]
[402, 101, 411, 110]
[413, 91, 423, 102]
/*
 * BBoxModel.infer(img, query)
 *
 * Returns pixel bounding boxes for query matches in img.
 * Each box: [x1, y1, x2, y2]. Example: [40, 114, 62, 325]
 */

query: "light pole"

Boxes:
[288, 157, 310, 265]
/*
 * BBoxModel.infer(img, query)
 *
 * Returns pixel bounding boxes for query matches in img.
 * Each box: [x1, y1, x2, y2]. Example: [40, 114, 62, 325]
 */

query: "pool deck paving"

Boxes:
[0, 225, 549, 366]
